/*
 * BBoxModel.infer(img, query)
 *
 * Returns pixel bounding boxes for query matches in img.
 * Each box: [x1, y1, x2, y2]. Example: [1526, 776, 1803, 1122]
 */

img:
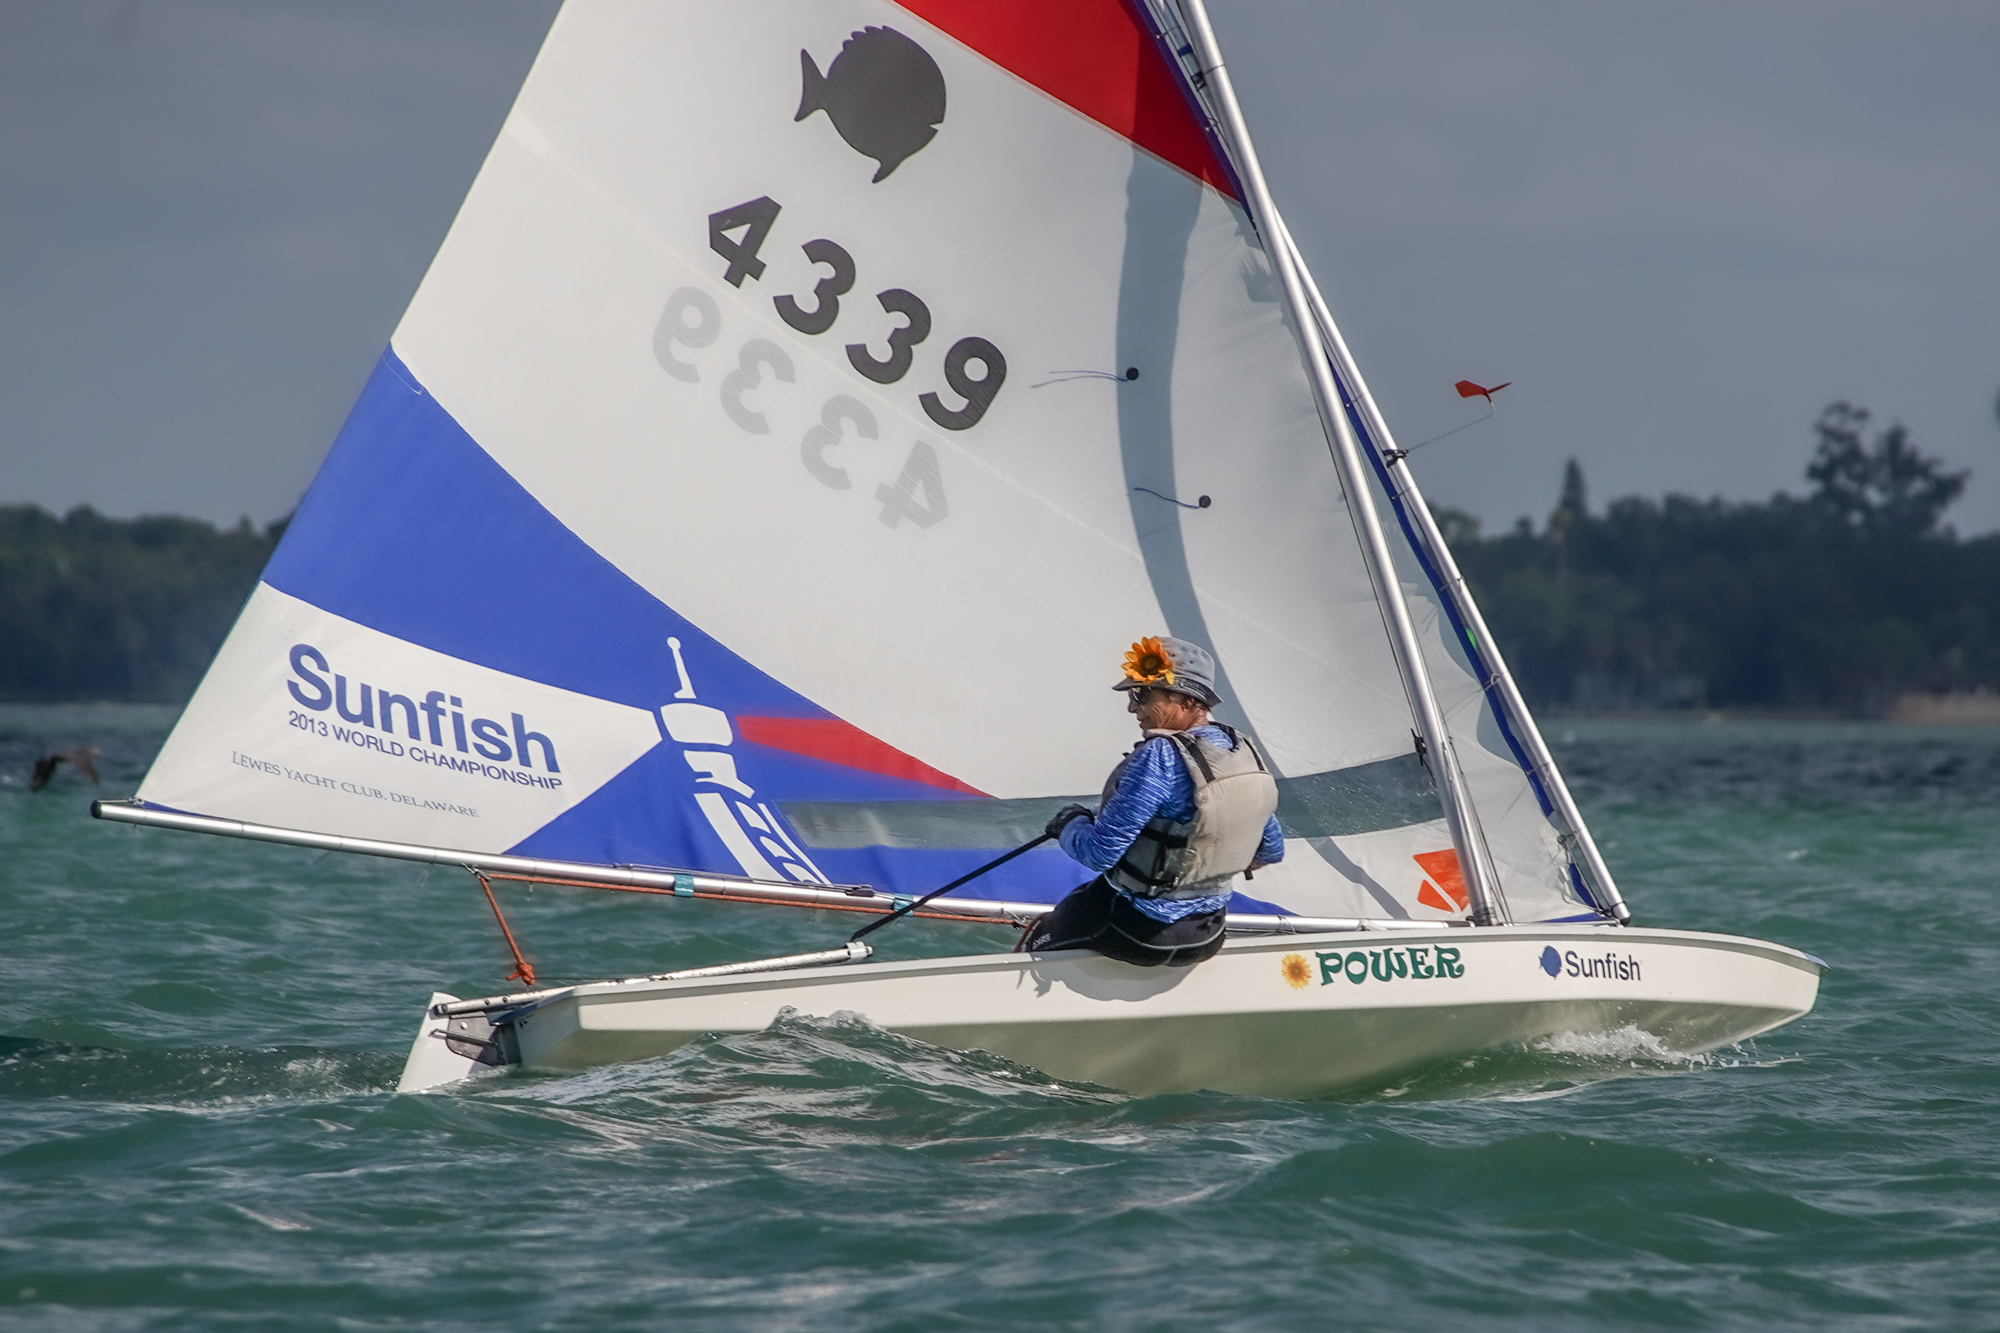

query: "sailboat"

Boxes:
[95, 0, 1821, 1098]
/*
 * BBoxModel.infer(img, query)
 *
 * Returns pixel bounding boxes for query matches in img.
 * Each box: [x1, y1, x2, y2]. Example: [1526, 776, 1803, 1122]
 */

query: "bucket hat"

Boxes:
[1112, 635, 1220, 707]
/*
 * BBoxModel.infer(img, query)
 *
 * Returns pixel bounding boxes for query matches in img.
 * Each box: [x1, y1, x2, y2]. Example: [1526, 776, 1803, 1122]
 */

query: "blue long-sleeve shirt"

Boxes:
[1059, 724, 1285, 921]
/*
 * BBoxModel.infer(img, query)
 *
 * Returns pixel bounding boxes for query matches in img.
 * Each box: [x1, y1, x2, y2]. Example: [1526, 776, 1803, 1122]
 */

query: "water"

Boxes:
[4, 705, 1997, 1330]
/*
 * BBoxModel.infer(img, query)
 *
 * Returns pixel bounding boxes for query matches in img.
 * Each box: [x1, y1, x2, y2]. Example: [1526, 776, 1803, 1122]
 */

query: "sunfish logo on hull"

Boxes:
[1539, 946, 1645, 982]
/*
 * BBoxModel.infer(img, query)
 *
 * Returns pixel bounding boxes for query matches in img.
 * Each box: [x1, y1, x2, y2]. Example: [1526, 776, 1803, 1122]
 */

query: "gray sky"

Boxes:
[4, 1, 1997, 536]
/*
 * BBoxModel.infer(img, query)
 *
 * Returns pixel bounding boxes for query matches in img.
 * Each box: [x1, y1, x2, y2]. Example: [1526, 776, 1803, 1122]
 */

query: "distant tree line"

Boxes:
[1447, 403, 2000, 712]
[0, 506, 282, 702]
[0, 402, 1992, 711]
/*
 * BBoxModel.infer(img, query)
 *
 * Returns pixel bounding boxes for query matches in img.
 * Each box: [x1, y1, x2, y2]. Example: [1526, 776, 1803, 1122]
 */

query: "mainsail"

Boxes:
[115, 0, 1622, 927]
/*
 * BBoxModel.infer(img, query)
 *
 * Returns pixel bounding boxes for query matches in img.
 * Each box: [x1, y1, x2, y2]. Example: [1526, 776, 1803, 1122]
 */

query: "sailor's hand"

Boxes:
[1045, 804, 1092, 839]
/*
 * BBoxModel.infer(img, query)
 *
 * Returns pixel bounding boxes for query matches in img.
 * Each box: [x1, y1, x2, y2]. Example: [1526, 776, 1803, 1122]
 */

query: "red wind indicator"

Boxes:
[1455, 379, 1511, 403]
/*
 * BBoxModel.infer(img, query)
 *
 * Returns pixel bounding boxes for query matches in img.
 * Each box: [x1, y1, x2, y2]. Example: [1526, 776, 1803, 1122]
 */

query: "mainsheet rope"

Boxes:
[463, 867, 1030, 989]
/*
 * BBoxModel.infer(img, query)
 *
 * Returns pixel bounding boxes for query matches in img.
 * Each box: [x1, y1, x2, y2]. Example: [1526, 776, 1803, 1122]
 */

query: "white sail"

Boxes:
[130, 0, 1615, 924]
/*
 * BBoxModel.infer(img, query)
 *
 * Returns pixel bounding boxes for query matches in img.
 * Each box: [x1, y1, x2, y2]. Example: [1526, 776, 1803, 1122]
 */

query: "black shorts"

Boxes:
[1020, 876, 1228, 968]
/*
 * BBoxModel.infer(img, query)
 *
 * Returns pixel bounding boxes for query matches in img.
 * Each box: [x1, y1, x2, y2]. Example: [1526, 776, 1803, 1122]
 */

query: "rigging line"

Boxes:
[1132, 486, 1212, 510]
[1030, 367, 1141, 388]
[1383, 405, 1495, 462]
[1282, 220, 1621, 920]
[1268, 213, 1606, 909]
[478, 869, 1015, 925]
[850, 833, 1054, 943]
[1337, 359, 1510, 917]
[473, 870, 537, 988]
[1327, 363, 1427, 735]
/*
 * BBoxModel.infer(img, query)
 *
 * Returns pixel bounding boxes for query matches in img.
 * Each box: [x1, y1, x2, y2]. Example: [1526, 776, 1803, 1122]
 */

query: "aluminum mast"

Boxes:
[1268, 214, 1632, 924]
[1166, 0, 1507, 925]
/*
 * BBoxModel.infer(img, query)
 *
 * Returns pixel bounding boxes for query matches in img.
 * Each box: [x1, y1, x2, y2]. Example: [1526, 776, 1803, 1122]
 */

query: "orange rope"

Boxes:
[465, 868, 1021, 990]
[475, 872, 537, 987]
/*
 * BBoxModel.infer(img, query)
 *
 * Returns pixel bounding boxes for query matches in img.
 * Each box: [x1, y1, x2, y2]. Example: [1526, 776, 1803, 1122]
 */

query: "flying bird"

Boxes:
[30, 746, 101, 792]
[1455, 379, 1512, 403]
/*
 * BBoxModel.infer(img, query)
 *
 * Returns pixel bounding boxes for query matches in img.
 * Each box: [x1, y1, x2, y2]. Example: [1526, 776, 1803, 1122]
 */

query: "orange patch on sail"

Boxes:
[1413, 849, 1470, 911]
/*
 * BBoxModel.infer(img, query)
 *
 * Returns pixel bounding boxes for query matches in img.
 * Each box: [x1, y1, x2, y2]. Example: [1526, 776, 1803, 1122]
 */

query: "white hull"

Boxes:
[402, 925, 1823, 1098]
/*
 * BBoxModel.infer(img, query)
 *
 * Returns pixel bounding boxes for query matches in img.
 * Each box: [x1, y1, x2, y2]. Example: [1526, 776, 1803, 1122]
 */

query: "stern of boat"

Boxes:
[396, 992, 520, 1092]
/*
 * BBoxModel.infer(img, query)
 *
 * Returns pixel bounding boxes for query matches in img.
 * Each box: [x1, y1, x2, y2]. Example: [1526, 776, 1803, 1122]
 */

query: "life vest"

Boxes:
[1101, 724, 1280, 901]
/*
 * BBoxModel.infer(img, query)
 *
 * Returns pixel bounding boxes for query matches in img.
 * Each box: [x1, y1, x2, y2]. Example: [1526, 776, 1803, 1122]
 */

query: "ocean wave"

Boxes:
[0, 1034, 393, 1108]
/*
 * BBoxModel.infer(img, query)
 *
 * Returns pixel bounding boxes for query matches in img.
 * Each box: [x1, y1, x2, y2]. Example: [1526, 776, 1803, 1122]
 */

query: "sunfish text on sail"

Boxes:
[285, 644, 561, 784]
[286, 710, 564, 791]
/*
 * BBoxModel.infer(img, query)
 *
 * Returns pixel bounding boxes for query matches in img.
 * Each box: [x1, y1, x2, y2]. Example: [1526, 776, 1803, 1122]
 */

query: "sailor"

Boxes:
[1023, 636, 1283, 966]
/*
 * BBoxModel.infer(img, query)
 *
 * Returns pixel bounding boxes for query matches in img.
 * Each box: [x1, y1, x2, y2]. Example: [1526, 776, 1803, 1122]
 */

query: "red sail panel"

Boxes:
[736, 716, 990, 796]
[896, 0, 1236, 196]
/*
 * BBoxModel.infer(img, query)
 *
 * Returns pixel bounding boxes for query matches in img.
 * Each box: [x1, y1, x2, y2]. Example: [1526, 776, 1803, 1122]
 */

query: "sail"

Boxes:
[132, 0, 1609, 923]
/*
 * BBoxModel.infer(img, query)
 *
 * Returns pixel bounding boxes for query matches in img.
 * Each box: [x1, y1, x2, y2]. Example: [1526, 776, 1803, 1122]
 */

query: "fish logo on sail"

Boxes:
[796, 27, 946, 183]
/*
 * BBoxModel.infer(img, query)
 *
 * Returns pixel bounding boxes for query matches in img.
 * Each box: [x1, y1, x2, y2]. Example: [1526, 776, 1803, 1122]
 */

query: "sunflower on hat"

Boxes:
[1121, 636, 1175, 687]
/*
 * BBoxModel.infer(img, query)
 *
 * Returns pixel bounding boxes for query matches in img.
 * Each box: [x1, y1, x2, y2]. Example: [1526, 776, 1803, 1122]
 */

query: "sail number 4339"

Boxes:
[705, 196, 1006, 432]
[649, 195, 999, 531]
